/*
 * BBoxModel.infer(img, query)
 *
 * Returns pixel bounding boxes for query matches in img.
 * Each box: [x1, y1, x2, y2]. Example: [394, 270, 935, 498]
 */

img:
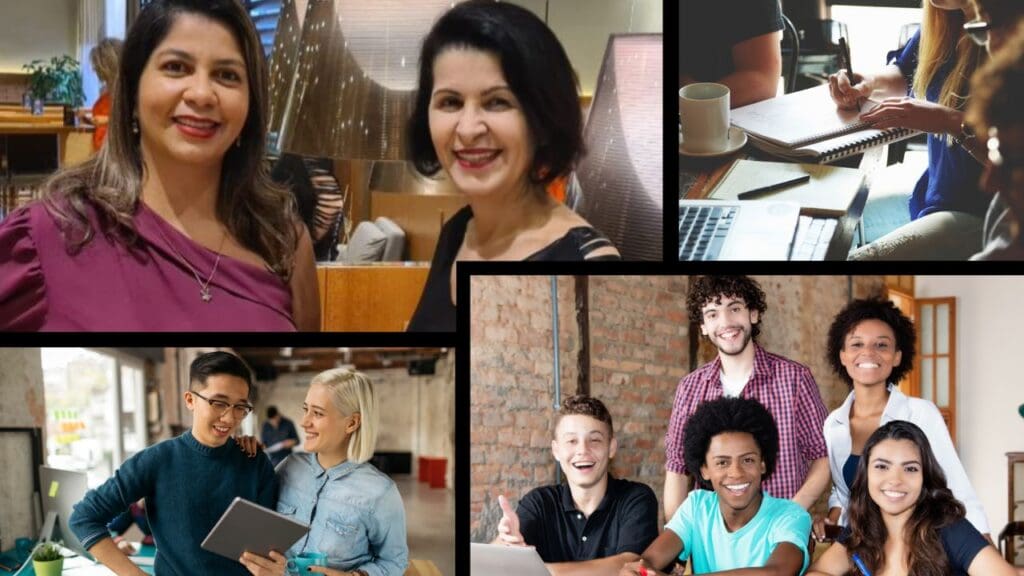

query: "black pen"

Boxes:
[839, 37, 853, 81]
[737, 174, 810, 199]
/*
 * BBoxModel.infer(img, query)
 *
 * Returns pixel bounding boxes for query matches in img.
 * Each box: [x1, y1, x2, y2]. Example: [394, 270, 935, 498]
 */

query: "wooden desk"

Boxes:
[404, 559, 443, 576]
[679, 144, 887, 260]
[317, 263, 429, 332]
[0, 119, 91, 180]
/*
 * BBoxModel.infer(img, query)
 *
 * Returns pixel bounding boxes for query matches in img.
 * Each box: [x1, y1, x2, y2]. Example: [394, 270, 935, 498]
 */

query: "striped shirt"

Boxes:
[665, 344, 829, 499]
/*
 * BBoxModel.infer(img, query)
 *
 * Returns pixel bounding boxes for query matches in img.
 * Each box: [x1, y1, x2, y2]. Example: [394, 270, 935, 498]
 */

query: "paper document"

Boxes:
[708, 159, 865, 217]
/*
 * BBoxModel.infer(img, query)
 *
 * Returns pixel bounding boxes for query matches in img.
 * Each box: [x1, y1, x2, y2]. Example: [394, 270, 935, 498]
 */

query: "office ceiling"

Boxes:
[234, 347, 447, 378]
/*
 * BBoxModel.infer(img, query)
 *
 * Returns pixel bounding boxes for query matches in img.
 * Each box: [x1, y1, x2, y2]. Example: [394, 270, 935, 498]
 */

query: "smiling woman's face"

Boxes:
[137, 12, 249, 170]
[428, 47, 535, 200]
[839, 319, 902, 388]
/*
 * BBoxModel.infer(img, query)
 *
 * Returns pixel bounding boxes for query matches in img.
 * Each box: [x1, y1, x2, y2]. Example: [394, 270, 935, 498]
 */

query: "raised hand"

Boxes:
[495, 494, 526, 546]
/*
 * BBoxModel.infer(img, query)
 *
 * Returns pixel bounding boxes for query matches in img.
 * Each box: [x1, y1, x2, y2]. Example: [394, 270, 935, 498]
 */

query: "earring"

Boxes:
[236, 137, 241, 148]
[131, 118, 139, 135]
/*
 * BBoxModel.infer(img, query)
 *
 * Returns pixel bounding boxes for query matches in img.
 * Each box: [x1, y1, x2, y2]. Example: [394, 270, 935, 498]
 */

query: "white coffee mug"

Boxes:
[679, 83, 730, 153]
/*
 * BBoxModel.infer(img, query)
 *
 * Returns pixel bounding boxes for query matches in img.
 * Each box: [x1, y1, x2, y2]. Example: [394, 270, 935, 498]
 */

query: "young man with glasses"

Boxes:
[70, 351, 278, 575]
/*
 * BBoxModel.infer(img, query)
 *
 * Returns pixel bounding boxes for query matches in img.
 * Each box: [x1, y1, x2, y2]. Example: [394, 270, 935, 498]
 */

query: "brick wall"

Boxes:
[470, 275, 886, 541]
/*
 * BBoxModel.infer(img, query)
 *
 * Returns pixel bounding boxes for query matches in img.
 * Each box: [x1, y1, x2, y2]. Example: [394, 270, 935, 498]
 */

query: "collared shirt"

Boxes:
[665, 343, 829, 499]
[823, 385, 990, 533]
[277, 453, 408, 576]
[517, 476, 658, 563]
[261, 417, 299, 467]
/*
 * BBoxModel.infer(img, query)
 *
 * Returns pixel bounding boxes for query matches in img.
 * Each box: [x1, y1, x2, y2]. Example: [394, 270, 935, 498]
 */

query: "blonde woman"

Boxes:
[241, 369, 409, 576]
[830, 0, 988, 260]
[82, 38, 122, 151]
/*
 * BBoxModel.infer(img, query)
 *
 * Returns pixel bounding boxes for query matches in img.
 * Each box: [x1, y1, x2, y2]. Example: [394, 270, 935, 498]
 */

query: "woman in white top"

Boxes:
[812, 297, 989, 541]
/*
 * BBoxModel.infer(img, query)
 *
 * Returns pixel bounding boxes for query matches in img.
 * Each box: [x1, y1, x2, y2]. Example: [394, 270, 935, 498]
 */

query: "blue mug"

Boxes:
[287, 552, 327, 574]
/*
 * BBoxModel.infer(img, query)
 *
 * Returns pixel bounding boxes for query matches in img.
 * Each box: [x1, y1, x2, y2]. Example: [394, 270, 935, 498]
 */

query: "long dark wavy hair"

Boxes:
[846, 420, 966, 576]
[42, 0, 298, 278]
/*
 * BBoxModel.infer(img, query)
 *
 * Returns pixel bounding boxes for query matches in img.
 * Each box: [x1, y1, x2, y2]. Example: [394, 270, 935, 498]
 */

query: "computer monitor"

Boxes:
[38, 466, 93, 561]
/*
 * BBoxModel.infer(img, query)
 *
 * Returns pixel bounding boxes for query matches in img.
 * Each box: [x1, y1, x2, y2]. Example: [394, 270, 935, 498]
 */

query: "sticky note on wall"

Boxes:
[49, 481, 59, 498]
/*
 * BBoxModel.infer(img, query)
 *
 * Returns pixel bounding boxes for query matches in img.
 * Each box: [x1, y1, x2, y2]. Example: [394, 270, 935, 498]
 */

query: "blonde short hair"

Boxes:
[310, 369, 378, 464]
[90, 38, 123, 87]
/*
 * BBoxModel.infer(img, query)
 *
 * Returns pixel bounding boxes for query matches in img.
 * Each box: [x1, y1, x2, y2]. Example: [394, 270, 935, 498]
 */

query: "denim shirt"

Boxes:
[277, 453, 408, 576]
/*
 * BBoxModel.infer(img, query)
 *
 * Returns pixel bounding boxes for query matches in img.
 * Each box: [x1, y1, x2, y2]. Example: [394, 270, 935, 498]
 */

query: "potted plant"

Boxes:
[22, 55, 84, 124]
[32, 542, 64, 576]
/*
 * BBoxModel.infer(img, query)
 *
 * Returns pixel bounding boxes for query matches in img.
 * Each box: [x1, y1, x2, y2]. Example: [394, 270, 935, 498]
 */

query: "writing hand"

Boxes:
[828, 70, 872, 111]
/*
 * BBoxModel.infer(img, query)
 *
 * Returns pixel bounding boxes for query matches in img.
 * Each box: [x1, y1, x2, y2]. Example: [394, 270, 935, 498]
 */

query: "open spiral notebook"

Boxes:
[730, 83, 919, 163]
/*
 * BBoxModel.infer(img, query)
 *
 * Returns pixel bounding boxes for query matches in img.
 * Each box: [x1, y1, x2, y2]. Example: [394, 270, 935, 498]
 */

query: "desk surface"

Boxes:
[679, 143, 886, 260]
[0, 547, 439, 576]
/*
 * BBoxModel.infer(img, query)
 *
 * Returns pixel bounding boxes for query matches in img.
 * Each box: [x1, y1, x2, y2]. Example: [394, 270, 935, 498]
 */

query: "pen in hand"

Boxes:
[839, 37, 853, 81]
[736, 174, 811, 199]
[851, 552, 872, 576]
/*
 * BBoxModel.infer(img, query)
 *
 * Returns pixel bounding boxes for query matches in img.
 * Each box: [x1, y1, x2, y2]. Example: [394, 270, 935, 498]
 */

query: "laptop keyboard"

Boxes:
[791, 216, 838, 260]
[678, 204, 737, 260]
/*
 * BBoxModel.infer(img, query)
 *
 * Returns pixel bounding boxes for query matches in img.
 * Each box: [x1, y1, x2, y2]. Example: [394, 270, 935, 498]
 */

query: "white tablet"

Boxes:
[470, 543, 550, 575]
[200, 497, 309, 561]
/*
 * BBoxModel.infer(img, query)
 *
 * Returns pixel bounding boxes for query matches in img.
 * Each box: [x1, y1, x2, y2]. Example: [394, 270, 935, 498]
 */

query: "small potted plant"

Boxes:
[32, 542, 64, 576]
[22, 55, 84, 124]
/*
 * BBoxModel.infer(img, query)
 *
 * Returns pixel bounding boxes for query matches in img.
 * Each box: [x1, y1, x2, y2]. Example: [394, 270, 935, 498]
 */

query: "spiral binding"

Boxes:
[821, 128, 915, 164]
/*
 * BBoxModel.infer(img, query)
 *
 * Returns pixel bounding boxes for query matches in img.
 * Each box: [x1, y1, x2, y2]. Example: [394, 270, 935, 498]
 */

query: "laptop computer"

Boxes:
[470, 543, 550, 576]
[679, 199, 801, 260]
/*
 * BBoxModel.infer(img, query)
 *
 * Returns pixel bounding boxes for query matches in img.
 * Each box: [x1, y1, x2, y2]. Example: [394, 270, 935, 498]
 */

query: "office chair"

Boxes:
[999, 521, 1024, 563]
[781, 14, 800, 94]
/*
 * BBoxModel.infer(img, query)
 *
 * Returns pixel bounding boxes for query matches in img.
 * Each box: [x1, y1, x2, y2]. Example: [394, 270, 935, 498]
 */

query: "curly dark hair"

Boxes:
[555, 394, 613, 437]
[826, 298, 916, 390]
[683, 397, 778, 491]
[846, 420, 965, 576]
[686, 276, 768, 340]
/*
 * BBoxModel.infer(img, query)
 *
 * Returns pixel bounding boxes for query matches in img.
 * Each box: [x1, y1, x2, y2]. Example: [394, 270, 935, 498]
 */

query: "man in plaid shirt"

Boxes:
[663, 276, 830, 522]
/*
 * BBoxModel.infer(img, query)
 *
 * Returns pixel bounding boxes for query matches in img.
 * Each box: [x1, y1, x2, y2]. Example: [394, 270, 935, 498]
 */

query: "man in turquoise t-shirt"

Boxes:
[621, 397, 810, 575]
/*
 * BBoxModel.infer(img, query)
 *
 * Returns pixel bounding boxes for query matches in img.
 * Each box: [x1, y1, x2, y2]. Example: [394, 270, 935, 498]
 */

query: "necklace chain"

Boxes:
[153, 221, 227, 303]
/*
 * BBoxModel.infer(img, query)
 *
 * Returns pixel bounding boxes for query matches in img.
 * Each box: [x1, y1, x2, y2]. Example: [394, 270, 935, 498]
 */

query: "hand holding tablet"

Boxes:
[201, 497, 309, 562]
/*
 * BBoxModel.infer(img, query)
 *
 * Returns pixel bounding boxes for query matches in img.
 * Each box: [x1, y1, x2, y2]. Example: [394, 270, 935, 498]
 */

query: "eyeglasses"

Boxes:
[191, 390, 253, 418]
[964, 19, 991, 47]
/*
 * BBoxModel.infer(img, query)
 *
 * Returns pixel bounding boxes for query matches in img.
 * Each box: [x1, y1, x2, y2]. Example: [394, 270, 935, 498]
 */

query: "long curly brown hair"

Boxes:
[685, 276, 768, 339]
[42, 0, 298, 279]
[846, 420, 966, 576]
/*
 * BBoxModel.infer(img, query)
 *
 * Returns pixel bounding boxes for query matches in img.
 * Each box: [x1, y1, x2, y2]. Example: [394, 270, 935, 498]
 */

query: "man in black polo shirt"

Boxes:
[492, 395, 658, 575]
[680, 0, 783, 108]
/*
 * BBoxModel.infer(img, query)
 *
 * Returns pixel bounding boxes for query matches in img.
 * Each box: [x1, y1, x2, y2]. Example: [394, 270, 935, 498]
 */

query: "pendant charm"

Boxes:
[201, 288, 212, 302]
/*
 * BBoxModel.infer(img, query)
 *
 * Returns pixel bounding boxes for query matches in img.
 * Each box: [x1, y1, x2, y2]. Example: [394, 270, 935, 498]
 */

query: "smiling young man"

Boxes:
[623, 397, 810, 576]
[664, 276, 831, 522]
[492, 395, 658, 576]
[70, 351, 277, 576]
